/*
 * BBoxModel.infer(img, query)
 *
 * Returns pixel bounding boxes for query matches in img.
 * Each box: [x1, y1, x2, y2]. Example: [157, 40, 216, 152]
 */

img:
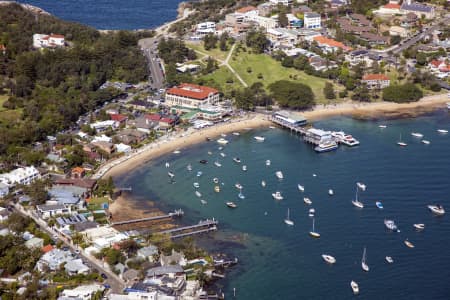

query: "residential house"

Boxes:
[160, 249, 187, 267]
[246, 15, 279, 31]
[389, 26, 409, 38]
[165, 83, 220, 109]
[376, 2, 401, 15]
[146, 265, 185, 278]
[362, 74, 390, 89]
[0, 207, 9, 222]
[127, 99, 154, 110]
[428, 60, 450, 79]
[196, 22, 216, 35]
[345, 49, 374, 67]
[59, 284, 104, 300]
[330, 0, 347, 8]
[401, 12, 418, 27]
[42, 244, 54, 253]
[33, 34, 65, 49]
[176, 63, 200, 73]
[53, 178, 97, 194]
[115, 129, 147, 145]
[269, 0, 292, 6]
[137, 245, 159, 262]
[25, 237, 44, 249]
[0, 44, 6, 55]
[304, 12, 321, 29]
[360, 32, 390, 45]
[400, 0, 435, 19]
[65, 259, 90, 275]
[127, 116, 157, 134]
[257, 2, 275, 17]
[308, 56, 338, 71]
[349, 14, 372, 27]
[286, 14, 302, 28]
[110, 114, 128, 127]
[37, 204, 70, 219]
[82, 226, 128, 251]
[116, 143, 132, 153]
[236, 5, 259, 16]
[312, 36, 352, 52]
[0, 166, 41, 187]
[0, 183, 8, 198]
[71, 167, 86, 179]
[48, 185, 86, 210]
[144, 114, 177, 131]
[91, 141, 115, 155]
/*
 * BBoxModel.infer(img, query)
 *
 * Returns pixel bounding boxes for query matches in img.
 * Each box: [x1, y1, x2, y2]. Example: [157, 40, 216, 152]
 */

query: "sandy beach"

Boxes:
[100, 92, 449, 180]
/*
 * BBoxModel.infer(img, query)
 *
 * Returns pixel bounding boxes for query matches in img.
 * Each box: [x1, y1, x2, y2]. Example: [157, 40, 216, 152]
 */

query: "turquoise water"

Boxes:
[116, 112, 450, 299]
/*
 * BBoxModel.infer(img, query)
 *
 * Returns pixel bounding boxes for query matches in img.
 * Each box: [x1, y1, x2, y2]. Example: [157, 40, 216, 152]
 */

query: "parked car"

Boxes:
[101, 273, 108, 279]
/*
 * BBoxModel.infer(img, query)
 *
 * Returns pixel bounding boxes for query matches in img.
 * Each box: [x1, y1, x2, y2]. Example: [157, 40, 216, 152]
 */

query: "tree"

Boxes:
[281, 56, 294, 68]
[245, 30, 269, 54]
[219, 33, 229, 51]
[203, 34, 218, 50]
[278, 12, 289, 27]
[416, 52, 427, 66]
[351, 84, 371, 102]
[382, 83, 423, 103]
[268, 80, 315, 109]
[202, 57, 217, 75]
[323, 82, 336, 99]
[23, 179, 49, 205]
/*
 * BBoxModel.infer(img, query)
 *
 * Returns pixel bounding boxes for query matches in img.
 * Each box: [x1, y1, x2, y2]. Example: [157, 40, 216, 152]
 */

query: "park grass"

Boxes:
[201, 66, 242, 95]
[0, 95, 8, 112]
[186, 41, 229, 62]
[0, 109, 21, 124]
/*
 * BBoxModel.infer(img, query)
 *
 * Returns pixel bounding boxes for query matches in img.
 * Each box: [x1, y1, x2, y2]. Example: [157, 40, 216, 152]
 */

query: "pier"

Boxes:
[110, 209, 184, 226]
[158, 218, 218, 239]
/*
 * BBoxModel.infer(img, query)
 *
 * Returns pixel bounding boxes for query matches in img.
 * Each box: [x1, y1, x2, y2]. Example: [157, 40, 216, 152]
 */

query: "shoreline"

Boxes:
[99, 93, 449, 180]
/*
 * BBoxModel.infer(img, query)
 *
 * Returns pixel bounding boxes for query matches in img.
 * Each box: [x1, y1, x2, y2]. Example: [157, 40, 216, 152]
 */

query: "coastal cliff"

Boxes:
[0, 1, 50, 15]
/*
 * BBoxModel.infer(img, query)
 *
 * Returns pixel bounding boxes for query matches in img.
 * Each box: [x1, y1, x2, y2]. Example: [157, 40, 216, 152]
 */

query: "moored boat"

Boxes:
[421, 140, 430, 144]
[195, 191, 202, 197]
[328, 189, 334, 196]
[173, 149, 181, 154]
[352, 187, 363, 208]
[384, 219, 400, 232]
[309, 218, 320, 238]
[165, 162, 170, 168]
[213, 177, 219, 184]
[200, 199, 207, 205]
[356, 182, 366, 191]
[275, 171, 284, 180]
[379, 125, 387, 129]
[254, 136, 265, 142]
[214, 161, 222, 167]
[303, 197, 312, 205]
[376, 201, 384, 209]
[413, 223, 425, 230]
[226, 202, 237, 208]
[428, 204, 445, 215]
[214, 185, 220, 193]
[361, 247, 369, 272]
[404, 239, 415, 248]
[168, 171, 175, 178]
[220, 152, 226, 157]
[232, 132, 240, 136]
[261, 180, 266, 187]
[385, 256, 394, 264]
[411, 132, 423, 138]
[437, 129, 448, 134]
[284, 208, 294, 226]
[187, 164, 192, 171]
[193, 182, 200, 188]
[298, 184, 305, 192]
[199, 159, 208, 164]
[308, 208, 315, 217]
[233, 157, 241, 163]
[265, 159, 271, 166]
[350, 281, 359, 295]
[235, 183, 243, 190]
[314, 140, 338, 153]
[272, 191, 283, 200]
[196, 171, 203, 177]
[397, 134, 407, 147]
[242, 165, 247, 171]
[217, 138, 229, 145]
[322, 254, 336, 264]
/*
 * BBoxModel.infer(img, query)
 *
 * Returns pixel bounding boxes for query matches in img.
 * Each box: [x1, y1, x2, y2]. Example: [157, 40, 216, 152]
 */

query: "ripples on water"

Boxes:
[117, 112, 450, 299]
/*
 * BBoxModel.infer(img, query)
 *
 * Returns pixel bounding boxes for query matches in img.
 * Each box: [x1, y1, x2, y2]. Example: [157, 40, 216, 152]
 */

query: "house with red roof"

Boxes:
[71, 167, 86, 179]
[236, 6, 258, 16]
[144, 114, 178, 131]
[376, 2, 401, 15]
[109, 114, 128, 126]
[165, 83, 220, 109]
[312, 36, 353, 52]
[33, 33, 65, 49]
[42, 244, 54, 253]
[428, 60, 450, 79]
[362, 74, 390, 90]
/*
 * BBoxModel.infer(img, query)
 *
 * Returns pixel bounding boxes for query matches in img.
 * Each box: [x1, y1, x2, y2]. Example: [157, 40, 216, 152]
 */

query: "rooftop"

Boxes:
[166, 83, 219, 100]
[313, 36, 352, 51]
[401, 2, 433, 13]
[362, 74, 390, 81]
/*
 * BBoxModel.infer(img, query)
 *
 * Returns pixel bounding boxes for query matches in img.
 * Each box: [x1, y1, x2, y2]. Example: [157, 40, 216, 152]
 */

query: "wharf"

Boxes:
[110, 209, 184, 226]
[159, 218, 218, 239]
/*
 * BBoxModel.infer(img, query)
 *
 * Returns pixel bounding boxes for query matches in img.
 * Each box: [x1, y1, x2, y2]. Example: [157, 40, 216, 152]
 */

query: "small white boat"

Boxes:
[226, 202, 237, 208]
[193, 182, 200, 188]
[242, 165, 247, 171]
[303, 197, 312, 205]
[309, 218, 320, 238]
[437, 129, 448, 134]
[235, 183, 243, 190]
[173, 150, 181, 154]
[232, 132, 240, 136]
[284, 208, 294, 226]
[356, 182, 366, 191]
[254, 136, 265, 142]
[221, 133, 227, 137]
[376, 201, 384, 209]
[379, 125, 387, 129]
[322, 254, 336, 264]
[351, 281, 359, 295]
[213, 177, 219, 184]
[269, 126, 276, 129]
[275, 171, 284, 180]
[265, 159, 271, 166]
[411, 132, 423, 138]
[195, 191, 202, 198]
[298, 184, 305, 192]
[214, 185, 220, 193]
[384, 219, 400, 232]
[165, 162, 170, 168]
[200, 199, 207, 205]
[352, 186, 364, 208]
[421, 140, 430, 144]
[397, 134, 407, 147]
[414, 223, 425, 230]
[272, 191, 283, 200]
[196, 171, 203, 177]
[428, 204, 445, 215]
[385, 256, 394, 264]
[261, 180, 266, 187]
[214, 161, 222, 167]
[217, 138, 229, 145]
[312, 173, 317, 177]
[308, 208, 315, 217]
[328, 189, 334, 196]
[218, 146, 223, 150]
[220, 152, 226, 157]
[168, 171, 175, 178]
[361, 247, 369, 272]
[233, 157, 241, 163]
[187, 164, 192, 171]
[404, 239, 415, 248]
[207, 151, 213, 155]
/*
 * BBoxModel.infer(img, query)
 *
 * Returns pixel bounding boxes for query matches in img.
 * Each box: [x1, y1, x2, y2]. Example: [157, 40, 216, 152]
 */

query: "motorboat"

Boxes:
[235, 183, 243, 190]
[361, 247, 369, 272]
[385, 256, 394, 264]
[193, 182, 200, 188]
[232, 132, 240, 136]
[428, 204, 445, 215]
[233, 157, 241, 163]
[322, 254, 336, 264]
[214, 185, 220, 193]
[168, 172, 175, 178]
[376, 201, 384, 209]
[226, 202, 237, 208]
[213, 178, 219, 184]
[220, 152, 226, 157]
[254, 136, 265, 142]
[275, 171, 284, 180]
[314, 140, 338, 153]
[404, 239, 415, 248]
[195, 191, 202, 198]
[217, 138, 229, 145]
[284, 208, 294, 226]
[298, 184, 305, 192]
[352, 187, 363, 208]
[242, 165, 247, 171]
[221, 133, 227, 137]
[379, 125, 387, 129]
[411, 132, 423, 138]
[265, 159, 271, 166]
[165, 162, 170, 168]
[309, 218, 320, 238]
[207, 151, 212, 155]
[308, 208, 315, 217]
[200, 199, 207, 205]
[312, 173, 317, 177]
[437, 129, 448, 134]
[173, 150, 181, 154]
[356, 182, 366, 191]
[332, 131, 360, 147]
[199, 159, 208, 164]
[272, 191, 283, 200]
[350, 281, 359, 295]
[421, 140, 431, 144]
[397, 134, 407, 147]
[187, 164, 192, 171]
[196, 171, 203, 177]
[269, 126, 276, 129]
[218, 146, 223, 150]
[384, 219, 399, 232]
[261, 180, 266, 187]
[414, 223, 425, 230]
[304, 197, 312, 205]
[214, 161, 222, 167]
[328, 189, 334, 196]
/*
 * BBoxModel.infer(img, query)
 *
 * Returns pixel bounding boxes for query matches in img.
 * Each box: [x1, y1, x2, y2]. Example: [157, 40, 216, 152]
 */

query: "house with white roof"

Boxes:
[59, 284, 104, 300]
[137, 245, 159, 262]
[33, 33, 65, 49]
[0, 166, 41, 187]
[269, 0, 292, 6]
[400, 0, 435, 19]
[0, 183, 8, 198]
[196, 22, 216, 35]
[64, 258, 90, 275]
[304, 12, 321, 29]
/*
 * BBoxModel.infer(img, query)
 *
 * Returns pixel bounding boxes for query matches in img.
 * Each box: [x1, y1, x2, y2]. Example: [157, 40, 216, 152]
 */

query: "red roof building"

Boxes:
[236, 6, 257, 14]
[110, 114, 128, 124]
[313, 36, 353, 52]
[165, 83, 220, 109]
[42, 244, 54, 253]
[362, 74, 390, 90]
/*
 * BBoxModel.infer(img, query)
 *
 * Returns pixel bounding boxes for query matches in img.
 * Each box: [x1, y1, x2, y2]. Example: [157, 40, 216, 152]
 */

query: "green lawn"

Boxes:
[201, 66, 242, 95]
[0, 95, 8, 112]
[186, 41, 229, 62]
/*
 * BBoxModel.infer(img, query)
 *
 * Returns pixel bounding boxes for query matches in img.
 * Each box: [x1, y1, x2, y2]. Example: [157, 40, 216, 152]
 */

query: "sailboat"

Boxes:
[284, 208, 294, 226]
[397, 133, 407, 147]
[361, 247, 369, 272]
[309, 218, 320, 238]
[351, 281, 359, 294]
[352, 186, 364, 208]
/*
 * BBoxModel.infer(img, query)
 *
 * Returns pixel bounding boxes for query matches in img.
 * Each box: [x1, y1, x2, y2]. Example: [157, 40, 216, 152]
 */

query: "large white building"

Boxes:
[269, 0, 293, 6]
[33, 34, 65, 49]
[0, 166, 41, 187]
[165, 83, 220, 109]
[304, 12, 321, 29]
[196, 22, 216, 35]
[246, 15, 279, 31]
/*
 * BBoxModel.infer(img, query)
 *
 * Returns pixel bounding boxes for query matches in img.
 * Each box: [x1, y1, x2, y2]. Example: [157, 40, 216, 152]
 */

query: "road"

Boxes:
[139, 37, 166, 90]
[11, 203, 125, 294]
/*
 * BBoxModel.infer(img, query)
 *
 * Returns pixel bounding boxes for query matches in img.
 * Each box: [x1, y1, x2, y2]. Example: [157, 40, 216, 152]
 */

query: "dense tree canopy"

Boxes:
[382, 83, 423, 103]
[268, 80, 315, 110]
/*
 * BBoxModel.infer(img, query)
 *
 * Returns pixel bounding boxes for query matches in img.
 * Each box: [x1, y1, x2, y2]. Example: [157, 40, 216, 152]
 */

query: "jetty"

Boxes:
[110, 209, 184, 226]
[158, 218, 218, 239]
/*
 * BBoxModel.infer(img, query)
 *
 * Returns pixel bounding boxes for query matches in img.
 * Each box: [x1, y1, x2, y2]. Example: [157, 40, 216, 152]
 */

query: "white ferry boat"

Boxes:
[314, 140, 338, 153]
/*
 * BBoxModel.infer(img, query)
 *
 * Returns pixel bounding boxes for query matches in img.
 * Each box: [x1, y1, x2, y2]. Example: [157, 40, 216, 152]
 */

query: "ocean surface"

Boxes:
[116, 111, 450, 299]
[21, 0, 184, 29]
